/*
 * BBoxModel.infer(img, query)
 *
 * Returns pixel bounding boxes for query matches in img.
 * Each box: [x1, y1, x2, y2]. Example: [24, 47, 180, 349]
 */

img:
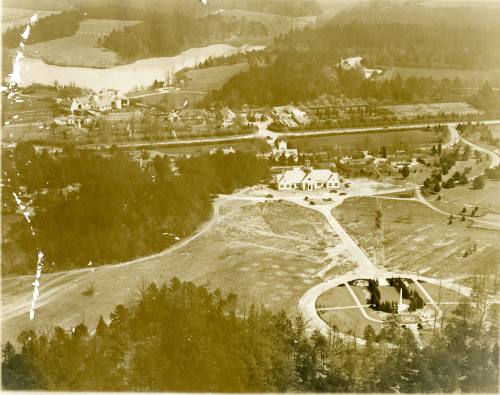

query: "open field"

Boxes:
[134, 63, 249, 107]
[333, 197, 499, 277]
[433, 181, 500, 214]
[315, 285, 353, 308]
[2, 7, 58, 32]
[1, 199, 357, 342]
[382, 102, 482, 118]
[18, 19, 141, 68]
[318, 309, 382, 337]
[418, 281, 464, 303]
[382, 67, 500, 88]
[287, 129, 444, 152]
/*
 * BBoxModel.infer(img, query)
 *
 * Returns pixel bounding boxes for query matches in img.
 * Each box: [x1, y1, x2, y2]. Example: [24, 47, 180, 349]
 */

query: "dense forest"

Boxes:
[100, 13, 268, 60]
[2, 279, 498, 392]
[274, 22, 500, 70]
[204, 53, 480, 107]
[2, 144, 269, 274]
[330, 1, 500, 28]
[3, 11, 84, 49]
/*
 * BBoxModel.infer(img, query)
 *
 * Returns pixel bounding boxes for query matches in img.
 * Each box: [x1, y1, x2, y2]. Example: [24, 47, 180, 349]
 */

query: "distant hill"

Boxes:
[4, 0, 322, 17]
[330, 1, 500, 27]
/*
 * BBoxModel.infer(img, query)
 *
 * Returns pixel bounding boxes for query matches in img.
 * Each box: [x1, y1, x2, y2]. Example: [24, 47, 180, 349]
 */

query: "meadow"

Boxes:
[333, 197, 499, 277]
[382, 67, 500, 88]
[19, 19, 141, 68]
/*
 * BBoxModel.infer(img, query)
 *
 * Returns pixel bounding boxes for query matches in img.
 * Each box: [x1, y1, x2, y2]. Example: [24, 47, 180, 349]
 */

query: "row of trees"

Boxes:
[207, 55, 490, 108]
[100, 13, 268, 60]
[3, 11, 83, 48]
[2, 144, 270, 273]
[2, 278, 498, 392]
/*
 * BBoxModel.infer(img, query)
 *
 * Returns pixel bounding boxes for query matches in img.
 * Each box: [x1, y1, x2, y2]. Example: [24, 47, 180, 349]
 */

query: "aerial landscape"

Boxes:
[1, 0, 499, 392]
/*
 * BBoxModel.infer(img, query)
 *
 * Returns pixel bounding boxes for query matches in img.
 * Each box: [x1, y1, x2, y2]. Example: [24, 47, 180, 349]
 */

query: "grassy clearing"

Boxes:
[287, 129, 443, 152]
[2, 7, 58, 32]
[333, 197, 499, 277]
[316, 285, 354, 309]
[136, 63, 249, 107]
[382, 102, 482, 118]
[318, 309, 382, 337]
[418, 281, 465, 303]
[382, 67, 500, 88]
[19, 19, 141, 67]
[433, 181, 500, 213]
[2, 199, 351, 342]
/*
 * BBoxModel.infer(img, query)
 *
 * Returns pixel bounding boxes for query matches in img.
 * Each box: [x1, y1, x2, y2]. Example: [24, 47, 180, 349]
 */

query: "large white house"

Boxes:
[272, 141, 298, 162]
[274, 167, 340, 191]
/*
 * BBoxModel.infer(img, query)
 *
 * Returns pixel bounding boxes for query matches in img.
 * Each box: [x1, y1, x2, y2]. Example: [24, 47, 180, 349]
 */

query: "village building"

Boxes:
[272, 105, 310, 128]
[61, 90, 129, 115]
[220, 107, 237, 128]
[209, 147, 236, 155]
[273, 167, 340, 191]
[338, 56, 383, 80]
[272, 141, 298, 162]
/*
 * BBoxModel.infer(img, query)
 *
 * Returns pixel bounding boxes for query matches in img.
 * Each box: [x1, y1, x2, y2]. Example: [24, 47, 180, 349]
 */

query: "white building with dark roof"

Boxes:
[273, 167, 339, 191]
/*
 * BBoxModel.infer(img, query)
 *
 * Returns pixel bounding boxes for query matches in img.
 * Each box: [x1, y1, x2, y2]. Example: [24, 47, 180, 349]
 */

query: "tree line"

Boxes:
[2, 144, 269, 274]
[3, 11, 84, 49]
[100, 13, 268, 61]
[2, 278, 498, 392]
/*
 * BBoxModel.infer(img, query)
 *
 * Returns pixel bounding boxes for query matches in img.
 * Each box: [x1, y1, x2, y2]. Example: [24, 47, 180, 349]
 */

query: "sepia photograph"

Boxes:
[1, 0, 499, 392]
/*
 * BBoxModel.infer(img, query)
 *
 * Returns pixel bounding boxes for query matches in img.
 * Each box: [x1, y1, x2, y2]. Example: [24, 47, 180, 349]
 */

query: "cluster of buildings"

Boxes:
[273, 166, 340, 191]
[54, 89, 132, 128]
[59, 90, 130, 115]
[339, 149, 417, 170]
[338, 56, 383, 79]
[272, 105, 310, 128]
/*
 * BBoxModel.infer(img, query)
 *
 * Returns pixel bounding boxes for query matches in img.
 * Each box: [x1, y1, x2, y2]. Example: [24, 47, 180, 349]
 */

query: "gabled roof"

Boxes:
[304, 169, 336, 183]
[277, 169, 306, 184]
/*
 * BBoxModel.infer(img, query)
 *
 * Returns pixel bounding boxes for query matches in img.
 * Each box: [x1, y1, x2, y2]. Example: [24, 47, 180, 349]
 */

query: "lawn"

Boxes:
[287, 129, 444, 153]
[382, 67, 500, 88]
[318, 309, 382, 337]
[18, 19, 141, 68]
[2, 199, 354, 342]
[316, 285, 354, 309]
[333, 197, 499, 277]
[417, 281, 465, 303]
[433, 181, 500, 214]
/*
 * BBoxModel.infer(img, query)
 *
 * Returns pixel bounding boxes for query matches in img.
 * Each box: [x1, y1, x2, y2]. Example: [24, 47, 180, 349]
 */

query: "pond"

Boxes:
[14, 43, 264, 93]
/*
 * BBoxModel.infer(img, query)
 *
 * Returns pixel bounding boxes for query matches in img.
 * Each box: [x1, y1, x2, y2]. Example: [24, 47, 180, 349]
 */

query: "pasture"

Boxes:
[286, 128, 444, 152]
[2, 7, 58, 32]
[333, 197, 499, 277]
[19, 19, 141, 68]
[382, 102, 483, 118]
[382, 67, 500, 88]
[135, 63, 249, 107]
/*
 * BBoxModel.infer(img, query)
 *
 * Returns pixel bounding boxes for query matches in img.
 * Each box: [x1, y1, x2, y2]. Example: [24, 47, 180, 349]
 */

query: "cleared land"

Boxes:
[19, 19, 141, 68]
[333, 197, 499, 277]
[315, 285, 353, 309]
[1, 199, 355, 342]
[287, 129, 444, 152]
[318, 308, 382, 337]
[382, 67, 500, 88]
[2, 7, 58, 32]
[382, 102, 482, 118]
[433, 181, 500, 214]
[134, 63, 249, 107]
